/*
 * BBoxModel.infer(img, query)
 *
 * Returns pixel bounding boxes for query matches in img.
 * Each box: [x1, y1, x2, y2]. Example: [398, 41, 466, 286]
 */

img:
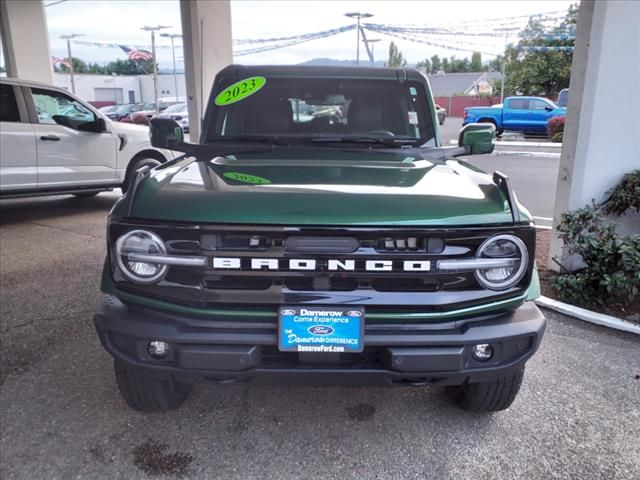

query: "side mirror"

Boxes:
[545, 106, 554, 111]
[96, 117, 107, 132]
[458, 123, 496, 155]
[150, 117, 184, 150]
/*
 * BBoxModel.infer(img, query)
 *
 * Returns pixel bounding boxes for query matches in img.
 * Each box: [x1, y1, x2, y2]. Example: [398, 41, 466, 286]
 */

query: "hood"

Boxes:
[120, 149, 524, 226]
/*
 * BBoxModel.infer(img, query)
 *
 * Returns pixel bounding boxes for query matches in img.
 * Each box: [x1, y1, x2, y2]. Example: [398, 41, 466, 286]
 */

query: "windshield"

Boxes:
[115, 105, 133, 114]
[204, 77, 435, 147]
[163, 103, 186, 114]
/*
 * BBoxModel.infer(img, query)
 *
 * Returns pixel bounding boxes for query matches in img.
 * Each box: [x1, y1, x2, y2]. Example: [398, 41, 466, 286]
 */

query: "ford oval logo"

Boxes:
[308, 325, 334, 336]
[347, 310, 362, 317]
[281, 309, 296, 316]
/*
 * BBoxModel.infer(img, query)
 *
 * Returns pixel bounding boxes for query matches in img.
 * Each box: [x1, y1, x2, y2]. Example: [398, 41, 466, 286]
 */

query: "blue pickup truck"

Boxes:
[464, 96, 566, 135]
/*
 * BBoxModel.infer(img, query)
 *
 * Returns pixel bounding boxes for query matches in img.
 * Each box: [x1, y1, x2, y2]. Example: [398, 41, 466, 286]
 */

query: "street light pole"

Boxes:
[141, 25, 171, 116]
[160, 33, 182, 103]
[59, 33, 84, 94]
[344, 12, 373, 66]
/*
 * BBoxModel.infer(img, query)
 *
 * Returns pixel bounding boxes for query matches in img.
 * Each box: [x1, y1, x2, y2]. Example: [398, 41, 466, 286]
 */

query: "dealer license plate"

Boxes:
[278, 306, 364, 353]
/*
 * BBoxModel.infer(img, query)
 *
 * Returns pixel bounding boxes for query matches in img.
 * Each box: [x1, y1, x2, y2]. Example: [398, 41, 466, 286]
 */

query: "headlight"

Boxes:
[115, 230, 167, 284]
[475, 234, 528, 290]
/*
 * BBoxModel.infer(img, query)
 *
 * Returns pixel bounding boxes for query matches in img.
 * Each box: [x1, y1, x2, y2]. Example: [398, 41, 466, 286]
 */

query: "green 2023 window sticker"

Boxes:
[223, 171, 271, 185]
[214, 76, 266, 106]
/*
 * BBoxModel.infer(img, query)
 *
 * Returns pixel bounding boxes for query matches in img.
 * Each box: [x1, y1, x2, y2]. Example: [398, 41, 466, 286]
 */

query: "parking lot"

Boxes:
[1, 157, 638, 479]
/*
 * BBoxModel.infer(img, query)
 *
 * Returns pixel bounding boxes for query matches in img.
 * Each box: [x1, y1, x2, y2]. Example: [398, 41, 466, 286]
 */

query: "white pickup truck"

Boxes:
[0, 78, 174, 198]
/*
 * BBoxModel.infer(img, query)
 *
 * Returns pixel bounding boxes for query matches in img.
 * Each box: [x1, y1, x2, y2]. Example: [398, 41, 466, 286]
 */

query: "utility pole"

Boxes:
[501, 32, 507, 103]
[160, 33, 182, 102]
[141, 25, 171, 115]
[59, 33, 84, 94]
[344, 12, 373, 66]
[495, 27, 518, 103]
[363, 38, 381, 66]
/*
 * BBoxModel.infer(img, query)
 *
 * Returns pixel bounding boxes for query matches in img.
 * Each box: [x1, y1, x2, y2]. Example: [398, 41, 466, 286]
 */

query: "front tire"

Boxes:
[447, 367, 524, 412]
[114, 361, 192, 412]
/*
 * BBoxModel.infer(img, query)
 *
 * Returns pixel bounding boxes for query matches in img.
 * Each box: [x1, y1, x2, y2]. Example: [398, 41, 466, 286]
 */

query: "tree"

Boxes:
[104, 58, 155, 75]
[430, 54, 441, 73]
[440, 57, 450, 73]
[386, 41, 407, 67]
[470, 52, 483, 71]
[415, 58, 431, 73]
[488, 55, 504, 72]
[447, 55, 471, 73]
[501, 3, 577, 97]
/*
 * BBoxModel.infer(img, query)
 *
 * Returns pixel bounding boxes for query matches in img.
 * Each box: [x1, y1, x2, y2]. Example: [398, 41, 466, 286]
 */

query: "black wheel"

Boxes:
[446, 367, 524, 412]
[496, 128, 505, 137]
[72, 192, 99, 198]
[114, 361, 192, 412]
[122, 157, 162, 194]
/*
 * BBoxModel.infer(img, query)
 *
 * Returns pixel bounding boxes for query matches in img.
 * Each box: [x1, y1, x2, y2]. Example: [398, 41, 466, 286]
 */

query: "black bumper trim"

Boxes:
[94, 298, 546, 386]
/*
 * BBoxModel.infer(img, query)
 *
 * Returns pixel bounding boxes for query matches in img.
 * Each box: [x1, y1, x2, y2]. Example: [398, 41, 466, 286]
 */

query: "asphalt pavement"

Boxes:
[1, 191, 639, 480]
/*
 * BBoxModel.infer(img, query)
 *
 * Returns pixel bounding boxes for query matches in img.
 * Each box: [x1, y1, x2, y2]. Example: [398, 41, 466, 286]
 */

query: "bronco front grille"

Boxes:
[109, 222, 535, 311]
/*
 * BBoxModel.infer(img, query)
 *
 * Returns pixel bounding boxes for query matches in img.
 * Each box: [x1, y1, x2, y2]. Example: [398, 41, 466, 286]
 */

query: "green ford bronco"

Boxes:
[94, 65, 545, 413]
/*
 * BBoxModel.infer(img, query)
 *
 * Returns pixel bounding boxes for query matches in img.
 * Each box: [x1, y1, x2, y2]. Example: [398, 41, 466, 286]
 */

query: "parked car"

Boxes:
[0, 78, 174, 198]
[557, 88, 569, 108]
[156, 102, 189, 132]
[435, 104, 446, 125]
[106, 103, 143, 121]
[94, 65, 545, 414]
[464, 96, 566, 135]
[98, 105, 118, 115]
[135, 102, 172, 120]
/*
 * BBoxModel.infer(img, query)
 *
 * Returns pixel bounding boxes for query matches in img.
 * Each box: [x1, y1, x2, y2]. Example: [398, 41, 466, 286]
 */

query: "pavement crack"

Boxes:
[27, 221, 103, 240]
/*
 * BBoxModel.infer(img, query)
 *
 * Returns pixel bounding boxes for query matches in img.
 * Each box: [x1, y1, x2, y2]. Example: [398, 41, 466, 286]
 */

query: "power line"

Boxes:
[45, 0, 68, 7]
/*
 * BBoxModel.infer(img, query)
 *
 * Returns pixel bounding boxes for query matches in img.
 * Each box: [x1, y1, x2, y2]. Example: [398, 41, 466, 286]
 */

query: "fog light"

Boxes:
[147, 341, 170, 359]
[471, 343, 493, 362]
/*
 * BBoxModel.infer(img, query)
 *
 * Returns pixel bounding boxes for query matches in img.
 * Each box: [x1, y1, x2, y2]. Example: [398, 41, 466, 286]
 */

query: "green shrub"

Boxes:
[553, 207, 639, 307]
[553, 171, 640, 308]
[602, 170, 640, 216]
[551, 132, 563, 143]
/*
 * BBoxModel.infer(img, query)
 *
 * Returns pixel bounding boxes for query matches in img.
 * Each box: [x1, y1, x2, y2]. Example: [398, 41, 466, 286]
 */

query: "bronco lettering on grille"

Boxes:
[210, 258, 431, 272]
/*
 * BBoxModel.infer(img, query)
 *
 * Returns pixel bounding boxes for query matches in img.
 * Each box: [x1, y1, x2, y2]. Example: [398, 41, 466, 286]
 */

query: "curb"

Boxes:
[493, 150, 561, 158]
[535, 296, 640, 335]
[495, 141, 562, 148]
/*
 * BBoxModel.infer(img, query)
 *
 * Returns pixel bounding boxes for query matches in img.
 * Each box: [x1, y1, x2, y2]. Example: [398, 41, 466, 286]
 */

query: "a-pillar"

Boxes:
[549, 0, 640, 269]
[0, 0, 53, 83]
[180, 0, 233, 141]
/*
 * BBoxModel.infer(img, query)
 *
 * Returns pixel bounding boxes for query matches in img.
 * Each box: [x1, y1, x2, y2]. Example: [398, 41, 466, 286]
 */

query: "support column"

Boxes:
[180, 0, 233, 141]
[0, 0, 53, 83]
[549, 0, 640, 269]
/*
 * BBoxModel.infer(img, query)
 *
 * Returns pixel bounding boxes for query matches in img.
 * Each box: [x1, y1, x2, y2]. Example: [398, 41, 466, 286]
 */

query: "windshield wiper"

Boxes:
[207, 135, 290, 146]
[306, 136, 417, 148]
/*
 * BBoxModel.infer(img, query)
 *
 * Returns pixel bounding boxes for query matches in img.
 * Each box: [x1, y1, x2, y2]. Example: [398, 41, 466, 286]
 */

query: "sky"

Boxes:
[3, 0, 574, 71]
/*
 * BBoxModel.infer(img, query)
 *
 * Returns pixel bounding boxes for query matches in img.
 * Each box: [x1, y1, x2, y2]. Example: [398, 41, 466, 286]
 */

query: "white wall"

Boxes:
[564, 1, 639, 209]
[0, 0, 53, 83]
[52, 73, 188, 105]
[550, 0, 640, 267]
[138, 74, 186, 103]
[180, 0, 233, 140]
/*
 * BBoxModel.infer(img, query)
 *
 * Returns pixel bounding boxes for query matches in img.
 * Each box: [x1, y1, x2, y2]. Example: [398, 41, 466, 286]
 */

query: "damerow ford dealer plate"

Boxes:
[278, 306, 364, 353]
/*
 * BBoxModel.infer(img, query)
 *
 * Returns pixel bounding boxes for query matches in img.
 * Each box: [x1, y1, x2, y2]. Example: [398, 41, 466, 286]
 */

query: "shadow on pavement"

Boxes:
[0, 192, 120, 226]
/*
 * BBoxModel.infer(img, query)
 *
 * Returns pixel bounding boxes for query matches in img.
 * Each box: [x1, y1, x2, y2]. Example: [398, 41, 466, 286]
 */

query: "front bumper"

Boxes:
[94, 297, 545, 386]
